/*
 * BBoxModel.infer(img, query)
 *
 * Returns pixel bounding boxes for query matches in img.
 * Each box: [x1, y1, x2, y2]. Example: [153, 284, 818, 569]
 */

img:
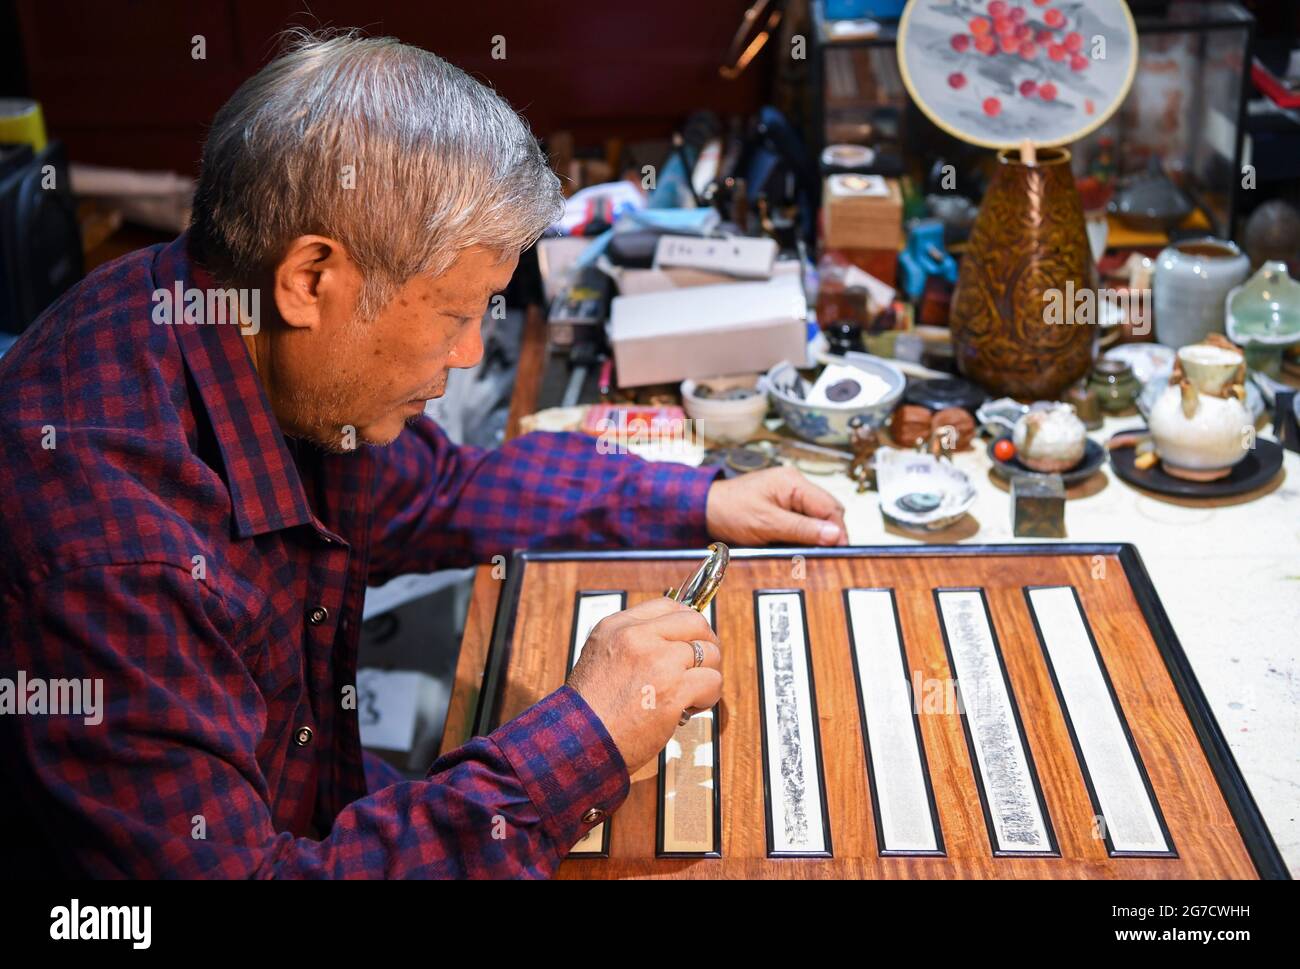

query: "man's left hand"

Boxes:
[705, 466, 848, 548]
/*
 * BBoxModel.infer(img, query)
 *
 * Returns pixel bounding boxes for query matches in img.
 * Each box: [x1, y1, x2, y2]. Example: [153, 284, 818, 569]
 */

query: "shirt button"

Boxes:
[294, 726, 314, 746]
[308, 606, 329, 625]
[581, 808, 606, 825]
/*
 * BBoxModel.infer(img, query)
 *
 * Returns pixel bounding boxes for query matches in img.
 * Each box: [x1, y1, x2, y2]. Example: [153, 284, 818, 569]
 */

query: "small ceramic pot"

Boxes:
[1153, 238, 1250, 348]
[1148, 341, 1252, 480]
[1012, 402, 1087, 473]
[681, 375, 768, 444]
[1087, 359, 1140, 413]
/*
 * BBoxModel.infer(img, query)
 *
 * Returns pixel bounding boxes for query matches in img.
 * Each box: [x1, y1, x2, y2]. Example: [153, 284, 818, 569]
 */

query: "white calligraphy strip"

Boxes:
[660, 600, 719, 856]
[755, 592, 830, 856]
[567, 592, 625, 855]
[845, 589, 942, 854]
[1027, 586, 1171, 855]
[936, 589, 1054, 855]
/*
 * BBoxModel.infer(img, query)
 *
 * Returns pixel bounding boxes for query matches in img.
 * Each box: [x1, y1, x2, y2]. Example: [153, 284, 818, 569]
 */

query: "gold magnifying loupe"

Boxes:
[665, 542, 730, 612]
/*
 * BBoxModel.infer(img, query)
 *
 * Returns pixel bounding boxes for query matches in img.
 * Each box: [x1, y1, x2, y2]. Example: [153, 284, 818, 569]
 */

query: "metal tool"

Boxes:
[665, 542, 730, 613]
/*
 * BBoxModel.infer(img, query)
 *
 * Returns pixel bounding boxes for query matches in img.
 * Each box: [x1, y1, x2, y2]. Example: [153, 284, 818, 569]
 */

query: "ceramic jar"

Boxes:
[1225, 261, 1300, 377]
[1087, 359, 1140, 413]
[1148, 339, 1252, 480]
[1153, 238, 1249, 348]
[950, 146, 1094, 401]
[1012, 402, 1088, 473]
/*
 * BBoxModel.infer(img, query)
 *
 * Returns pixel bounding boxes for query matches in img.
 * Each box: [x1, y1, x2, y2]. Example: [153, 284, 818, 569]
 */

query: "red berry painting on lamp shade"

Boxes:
[898, 0, 1138, 150]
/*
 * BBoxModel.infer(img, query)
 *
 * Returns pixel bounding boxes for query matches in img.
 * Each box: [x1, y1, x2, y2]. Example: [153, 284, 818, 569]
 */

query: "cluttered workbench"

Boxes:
[439, 316, 1299, 877]
[434, 0, 1299, 877]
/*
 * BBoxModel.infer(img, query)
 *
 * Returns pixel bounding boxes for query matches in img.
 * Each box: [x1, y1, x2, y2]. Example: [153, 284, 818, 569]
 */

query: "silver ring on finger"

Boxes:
[689, 640, 706, 669]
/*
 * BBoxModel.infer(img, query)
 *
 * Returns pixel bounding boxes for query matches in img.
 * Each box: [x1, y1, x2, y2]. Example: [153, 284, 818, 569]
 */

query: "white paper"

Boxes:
[1027, 587, 1169, 854]
[937, 590, 1053, 854]
[356, 668, 421, 752]
[847, 590, 940, 853]
[569, 592, 625, 854]
[756, 592, 828, 855]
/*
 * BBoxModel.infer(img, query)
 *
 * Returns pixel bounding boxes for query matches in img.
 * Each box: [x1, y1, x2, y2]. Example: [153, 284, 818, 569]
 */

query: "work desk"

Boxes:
[444, 326, 1300, 876]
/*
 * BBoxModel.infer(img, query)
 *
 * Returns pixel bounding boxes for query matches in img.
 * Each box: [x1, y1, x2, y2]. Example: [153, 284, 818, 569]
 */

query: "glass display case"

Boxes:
[809, 0, 1255, 238]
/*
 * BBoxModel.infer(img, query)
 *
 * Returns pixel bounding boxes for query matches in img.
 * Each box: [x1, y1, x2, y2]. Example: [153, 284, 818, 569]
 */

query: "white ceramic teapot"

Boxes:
[1147, 335, 1253, 480]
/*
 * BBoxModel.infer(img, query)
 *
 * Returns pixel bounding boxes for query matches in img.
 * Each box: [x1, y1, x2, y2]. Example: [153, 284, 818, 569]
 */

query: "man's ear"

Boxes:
[272, 235, 356, 331]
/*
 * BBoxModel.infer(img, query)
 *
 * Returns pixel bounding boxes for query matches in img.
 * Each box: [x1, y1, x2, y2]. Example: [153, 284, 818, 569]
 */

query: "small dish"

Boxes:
[1109, 430, 1283, 498]
[975, 397, 1029, 435]
[874, 448, 976, 531]
[988, 436, 1107, 488]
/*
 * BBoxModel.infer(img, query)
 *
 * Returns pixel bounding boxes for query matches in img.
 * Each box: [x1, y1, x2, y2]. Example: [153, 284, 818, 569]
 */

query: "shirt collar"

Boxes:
[152, 233, 317, 539]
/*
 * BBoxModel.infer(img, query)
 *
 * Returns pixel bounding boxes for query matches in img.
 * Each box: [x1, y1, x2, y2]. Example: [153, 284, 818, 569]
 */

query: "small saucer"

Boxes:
[988, 437, 1107, 488]
[1108, 430, 1284, 498]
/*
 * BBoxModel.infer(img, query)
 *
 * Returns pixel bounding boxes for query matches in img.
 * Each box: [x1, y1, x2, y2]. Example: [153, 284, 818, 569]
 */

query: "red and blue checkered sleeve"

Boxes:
[368, 418, 724, 581]
[1, 564, 627, 878]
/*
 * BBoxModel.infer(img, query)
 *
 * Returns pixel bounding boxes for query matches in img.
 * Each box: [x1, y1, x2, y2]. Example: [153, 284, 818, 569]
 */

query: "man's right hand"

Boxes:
[567, 597, 722, 775]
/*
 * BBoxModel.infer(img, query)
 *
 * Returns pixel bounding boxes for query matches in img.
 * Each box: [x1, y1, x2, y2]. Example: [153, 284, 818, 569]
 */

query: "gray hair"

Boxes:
[190, 31, 563, 318]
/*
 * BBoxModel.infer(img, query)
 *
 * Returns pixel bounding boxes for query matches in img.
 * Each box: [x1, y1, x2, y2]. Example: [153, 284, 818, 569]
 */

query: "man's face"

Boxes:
[268, 245, 518, 450]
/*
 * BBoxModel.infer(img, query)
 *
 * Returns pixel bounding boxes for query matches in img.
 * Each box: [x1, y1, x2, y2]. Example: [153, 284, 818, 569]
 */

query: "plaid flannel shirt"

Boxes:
[0, 233, 721, 878]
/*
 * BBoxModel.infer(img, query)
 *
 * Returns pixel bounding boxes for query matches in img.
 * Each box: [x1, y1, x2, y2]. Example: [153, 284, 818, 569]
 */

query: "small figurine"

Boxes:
[847, 415, 880, 493]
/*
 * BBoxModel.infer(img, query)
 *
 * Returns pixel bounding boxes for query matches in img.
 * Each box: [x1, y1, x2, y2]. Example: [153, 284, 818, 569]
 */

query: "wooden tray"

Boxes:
[465, 545, 1286, 879]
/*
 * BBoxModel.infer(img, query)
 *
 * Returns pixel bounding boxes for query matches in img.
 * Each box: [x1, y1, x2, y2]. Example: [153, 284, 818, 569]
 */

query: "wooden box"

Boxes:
[455, 545, 1285, 879]
[823, 175, 903, 251]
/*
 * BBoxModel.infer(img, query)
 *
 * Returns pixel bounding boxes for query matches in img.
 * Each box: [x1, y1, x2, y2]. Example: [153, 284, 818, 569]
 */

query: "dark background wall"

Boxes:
[11, 0, 769, 174]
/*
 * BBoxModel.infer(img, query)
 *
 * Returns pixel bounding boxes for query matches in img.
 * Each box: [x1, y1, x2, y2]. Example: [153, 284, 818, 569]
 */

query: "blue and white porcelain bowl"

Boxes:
[761, 357, 906, 446]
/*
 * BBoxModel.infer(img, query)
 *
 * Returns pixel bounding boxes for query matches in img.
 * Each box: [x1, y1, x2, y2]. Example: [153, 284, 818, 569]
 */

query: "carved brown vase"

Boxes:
[951, 147, 1095, 401]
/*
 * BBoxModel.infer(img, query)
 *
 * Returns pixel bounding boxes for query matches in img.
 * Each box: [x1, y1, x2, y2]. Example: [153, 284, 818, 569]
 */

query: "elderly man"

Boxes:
[0, 35, 846, 878]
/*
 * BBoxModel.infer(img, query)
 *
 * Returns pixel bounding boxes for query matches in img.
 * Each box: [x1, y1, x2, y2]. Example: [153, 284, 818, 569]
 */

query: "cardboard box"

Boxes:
[608, 273, 807, 388]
